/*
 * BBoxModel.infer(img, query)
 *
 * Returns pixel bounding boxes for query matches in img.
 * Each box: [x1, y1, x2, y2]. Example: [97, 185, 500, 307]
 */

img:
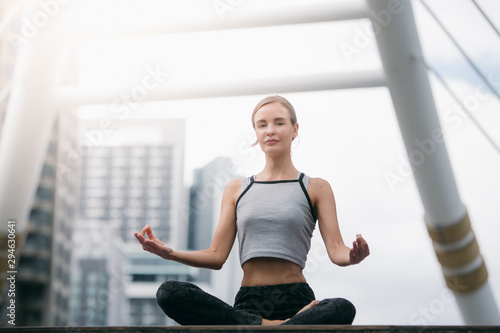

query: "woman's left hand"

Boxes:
[349, 234, 370, 265]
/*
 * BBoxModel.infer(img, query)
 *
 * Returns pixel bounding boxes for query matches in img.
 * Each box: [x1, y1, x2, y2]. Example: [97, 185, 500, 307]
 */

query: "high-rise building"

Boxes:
[70, 220, 127, 326]
[78, 144, 174, 244]
[188, 157, 242, 303]
[72, 118, 196, 326]
[0, 109, 80, 326]
[77, 119, 187, 248]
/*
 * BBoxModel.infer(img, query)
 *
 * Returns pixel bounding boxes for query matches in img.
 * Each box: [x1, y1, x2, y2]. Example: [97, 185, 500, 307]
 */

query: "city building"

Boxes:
[72, 118, 196, 325]
[70, 220, 128, 326]
[187, 157, 242, 303]
[0, 110, 80, 326]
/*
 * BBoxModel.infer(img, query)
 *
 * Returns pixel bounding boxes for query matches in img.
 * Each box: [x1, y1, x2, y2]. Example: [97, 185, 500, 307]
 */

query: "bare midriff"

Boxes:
[241, 257, 306, 287]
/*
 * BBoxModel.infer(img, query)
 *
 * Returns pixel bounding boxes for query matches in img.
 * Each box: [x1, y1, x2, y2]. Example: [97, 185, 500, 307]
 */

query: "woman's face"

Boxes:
[253, 102, 298, 156]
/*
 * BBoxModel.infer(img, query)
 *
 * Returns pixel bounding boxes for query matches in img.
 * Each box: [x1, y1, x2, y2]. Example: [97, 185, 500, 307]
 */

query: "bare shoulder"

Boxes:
[223, 178, 243, 204]
[308, 177, 333, 192]
[225, 178, 243, 193]
[308, 177, 334, 202]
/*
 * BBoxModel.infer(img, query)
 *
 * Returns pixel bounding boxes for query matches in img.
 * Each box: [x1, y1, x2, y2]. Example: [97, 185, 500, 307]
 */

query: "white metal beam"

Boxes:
[55, 69, 386, 108]
[65, 1, 368, 40]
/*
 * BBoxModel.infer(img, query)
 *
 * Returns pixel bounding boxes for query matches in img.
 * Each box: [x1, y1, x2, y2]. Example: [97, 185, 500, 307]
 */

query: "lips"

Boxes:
[265, 139, 278, 144]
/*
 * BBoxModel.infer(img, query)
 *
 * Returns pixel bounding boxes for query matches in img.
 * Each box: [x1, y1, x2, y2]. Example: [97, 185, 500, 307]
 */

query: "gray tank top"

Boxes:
[235, 172, 317, 268]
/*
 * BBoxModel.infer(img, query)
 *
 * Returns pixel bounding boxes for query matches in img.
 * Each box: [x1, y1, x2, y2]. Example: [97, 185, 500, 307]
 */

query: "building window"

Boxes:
[36, 186, 54, 201]
[41, 164, 55, 178]
[132, 274, 156, 282]
[29, 208, 52, 226]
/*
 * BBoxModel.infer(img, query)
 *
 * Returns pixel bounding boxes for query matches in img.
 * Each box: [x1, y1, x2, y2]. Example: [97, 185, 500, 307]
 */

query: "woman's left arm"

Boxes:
[310, 178, 370, 266]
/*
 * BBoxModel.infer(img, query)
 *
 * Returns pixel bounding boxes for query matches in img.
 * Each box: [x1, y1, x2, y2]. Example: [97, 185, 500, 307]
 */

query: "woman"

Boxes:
[134, 95, 370, 326]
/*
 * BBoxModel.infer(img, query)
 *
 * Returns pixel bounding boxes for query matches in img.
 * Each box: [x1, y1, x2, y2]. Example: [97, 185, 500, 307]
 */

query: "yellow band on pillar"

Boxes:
[444, 260, 488, 294]
[434, 237, 480, 269]
[426, 210, 489, 294]
[426, 212, 471, 244]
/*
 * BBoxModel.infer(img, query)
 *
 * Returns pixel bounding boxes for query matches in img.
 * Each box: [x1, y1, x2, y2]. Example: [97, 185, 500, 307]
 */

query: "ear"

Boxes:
[293, 123, 299, 139]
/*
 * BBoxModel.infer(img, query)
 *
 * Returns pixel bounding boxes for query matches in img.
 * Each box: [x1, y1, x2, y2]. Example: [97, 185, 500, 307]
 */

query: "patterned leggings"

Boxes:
[156, 281, 356, 326]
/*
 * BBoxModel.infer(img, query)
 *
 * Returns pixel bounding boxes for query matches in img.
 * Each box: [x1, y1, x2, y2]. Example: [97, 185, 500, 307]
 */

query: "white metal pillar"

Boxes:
[366, 0, 499, 324]
[0, 1, 62, 238]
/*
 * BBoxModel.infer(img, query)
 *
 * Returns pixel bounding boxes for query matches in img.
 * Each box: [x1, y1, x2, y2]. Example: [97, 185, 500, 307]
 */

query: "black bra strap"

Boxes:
[298, 173, 317, 222]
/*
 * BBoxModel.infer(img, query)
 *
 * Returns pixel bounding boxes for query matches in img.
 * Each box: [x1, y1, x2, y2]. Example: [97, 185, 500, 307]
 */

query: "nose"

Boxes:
[266, 123, 276, 135]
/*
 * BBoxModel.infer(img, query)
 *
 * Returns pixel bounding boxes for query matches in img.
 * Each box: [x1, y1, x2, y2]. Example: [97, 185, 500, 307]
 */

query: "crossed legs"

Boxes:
[156, 280, 355, 326]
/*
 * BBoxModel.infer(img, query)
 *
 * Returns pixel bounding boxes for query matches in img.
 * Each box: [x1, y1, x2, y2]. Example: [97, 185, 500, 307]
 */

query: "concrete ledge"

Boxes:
[1, 326, 500, 333]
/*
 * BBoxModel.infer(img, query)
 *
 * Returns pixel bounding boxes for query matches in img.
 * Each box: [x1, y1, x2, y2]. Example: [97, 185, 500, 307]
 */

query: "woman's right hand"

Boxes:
[134, 225, 173, 260]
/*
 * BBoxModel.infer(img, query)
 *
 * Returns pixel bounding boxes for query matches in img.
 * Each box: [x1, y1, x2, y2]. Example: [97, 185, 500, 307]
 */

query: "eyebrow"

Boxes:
[256, 117, 287, 123]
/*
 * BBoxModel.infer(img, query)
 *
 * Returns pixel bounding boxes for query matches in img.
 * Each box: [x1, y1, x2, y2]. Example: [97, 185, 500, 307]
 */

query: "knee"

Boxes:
[156, 280, 193, 308]
[339, 298, 356, 324]
[156, 281, 175, 307]
[321, 298, 356, 324]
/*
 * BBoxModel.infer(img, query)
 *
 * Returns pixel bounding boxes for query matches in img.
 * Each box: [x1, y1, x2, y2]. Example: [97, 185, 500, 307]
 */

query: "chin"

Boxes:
[262, 147, 288, 156]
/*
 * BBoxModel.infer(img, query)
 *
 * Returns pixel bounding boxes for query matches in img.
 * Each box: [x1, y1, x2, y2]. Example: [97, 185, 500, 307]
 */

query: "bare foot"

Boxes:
[297, 300, 320, 314]
[278, 300, 320, 325]
[261, 319, 286, 326]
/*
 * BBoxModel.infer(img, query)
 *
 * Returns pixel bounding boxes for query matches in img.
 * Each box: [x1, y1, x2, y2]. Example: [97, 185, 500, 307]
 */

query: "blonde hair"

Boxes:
[251, 95, 297, 128]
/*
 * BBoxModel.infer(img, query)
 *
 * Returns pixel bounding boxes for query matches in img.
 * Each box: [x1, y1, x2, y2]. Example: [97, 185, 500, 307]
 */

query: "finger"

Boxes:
[355, 240, 364, 259]
[362, 242, 370, 256]
[145, 225, 154, 239]
[356, 236, 365, 252]
[135, 233, 146, 245]
[357, 234, 365, 246]
[358, 235, 369, 255]
[355, 234, 365, 249]
[350, 248, 358, 264]
[140, 225, 149, 237]
[357, 234, 365, 242]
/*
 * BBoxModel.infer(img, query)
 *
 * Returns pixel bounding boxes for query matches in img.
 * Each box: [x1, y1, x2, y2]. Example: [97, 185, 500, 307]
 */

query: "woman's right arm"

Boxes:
[134, 178, 241, 270]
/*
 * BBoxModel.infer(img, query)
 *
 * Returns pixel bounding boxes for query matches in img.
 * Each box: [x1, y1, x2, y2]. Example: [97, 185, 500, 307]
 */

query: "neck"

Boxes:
[258, 153, 297, 181]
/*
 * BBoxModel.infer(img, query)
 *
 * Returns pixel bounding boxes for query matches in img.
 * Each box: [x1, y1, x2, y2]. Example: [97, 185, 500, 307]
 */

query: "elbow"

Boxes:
[210, 260, 224, 270]
[331, 258, 351, 267]
[328, 245, 351, 267]
[214, 257, 227, 270]
[207, 253, 225, 270]
[207, 248, 227, 270]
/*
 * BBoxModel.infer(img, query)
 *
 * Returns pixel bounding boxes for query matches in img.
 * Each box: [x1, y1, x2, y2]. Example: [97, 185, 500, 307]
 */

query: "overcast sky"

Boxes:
[72, 0, 500, 325]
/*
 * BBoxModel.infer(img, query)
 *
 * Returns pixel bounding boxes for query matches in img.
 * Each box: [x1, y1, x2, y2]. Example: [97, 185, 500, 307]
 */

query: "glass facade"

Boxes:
[79, 146, 173, 243]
